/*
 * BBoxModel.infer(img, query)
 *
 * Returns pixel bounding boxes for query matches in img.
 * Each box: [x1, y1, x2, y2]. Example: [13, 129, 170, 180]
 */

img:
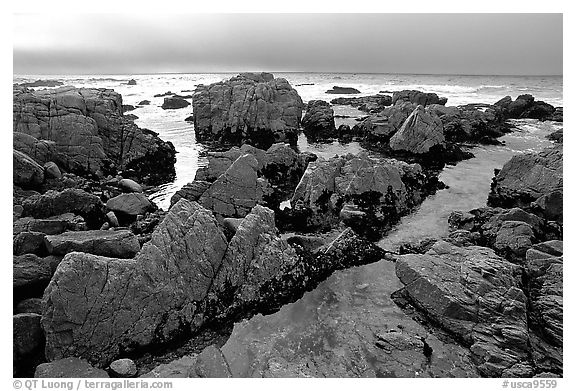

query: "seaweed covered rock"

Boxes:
[193, 73, 304, 149]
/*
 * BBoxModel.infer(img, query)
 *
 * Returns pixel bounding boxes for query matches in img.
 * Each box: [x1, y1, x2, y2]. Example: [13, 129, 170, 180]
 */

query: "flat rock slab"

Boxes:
[44, 230, 140, 258]
[140, 355, 197, 378]
[35, 357, 109, 378]
[194, 345, 232, 378]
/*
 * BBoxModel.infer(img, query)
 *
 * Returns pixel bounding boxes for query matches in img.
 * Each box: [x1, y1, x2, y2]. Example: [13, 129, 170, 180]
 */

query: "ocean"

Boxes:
[13, 73, 563, 376]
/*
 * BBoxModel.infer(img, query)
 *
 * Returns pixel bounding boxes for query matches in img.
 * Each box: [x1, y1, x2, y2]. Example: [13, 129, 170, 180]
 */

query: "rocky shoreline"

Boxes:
[12, 73, 563, 378]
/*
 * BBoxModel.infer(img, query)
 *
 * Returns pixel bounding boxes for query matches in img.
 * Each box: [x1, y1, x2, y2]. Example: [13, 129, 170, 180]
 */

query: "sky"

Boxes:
[13, 13, 563, 75]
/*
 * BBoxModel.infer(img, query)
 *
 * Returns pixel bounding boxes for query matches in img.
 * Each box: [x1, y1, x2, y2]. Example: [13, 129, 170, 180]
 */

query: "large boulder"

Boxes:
[106, 193, 154, 217]
[495, 95, 557, 121]
[488, 146, 563, 209]
[13, 150, 45, 188]
[13, 86, 176, 185]
[389, 105, 445, 154]
[44, 230, 140, 258]
[301, 100, 336, 140]
[395, 241, 530, 377]
[192, 73, 304, 149]
[161, 97, 190, 110]
[353, 101, 416, 141]
[288, 153, 428, 236]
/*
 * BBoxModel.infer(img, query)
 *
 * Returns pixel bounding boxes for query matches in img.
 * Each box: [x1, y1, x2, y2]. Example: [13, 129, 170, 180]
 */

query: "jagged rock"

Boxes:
[330, 95, 392, 112]
[193, 73, 304, 149]
[495, 95, 557, 120]
[22, 188, 104, 228]
[194, 345, 232, 378]
[428, 103, 511, 144]
[389, 105, 445, 154]
[13, 213, 86, 236]
[395, 240, 529, 377]
[14, 150, 45, 188]
[35, 357, 109, 378]
[106, 193, 154, 217]
[118, 178, 143, 193]
[15, 298, 43, 315]
[170, 181, 211, 206]
[109, 358, 137, 377]
[161, 97, 190, 110]
[194, 144, 267, 183]
[198, 154, 268, 218]
[14, 313, 44, 376]
[13, 86, 176, 185]
[288, 153, 428, 236]
[392, 90, 447, 106]
[325, 86, 361, 94]
[353, 101, 416, 141]
[489, 146, 563, 209]
[44, 230, 140, 258]
[302, 100, 336, 140]
[13, 132, 54, 165]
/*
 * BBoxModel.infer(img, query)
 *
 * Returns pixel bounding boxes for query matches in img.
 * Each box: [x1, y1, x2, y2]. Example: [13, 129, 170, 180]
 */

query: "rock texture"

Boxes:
[192, 73, 304, 149]
[395, 241, 530, 377]
[330, 95, 392, 113]
[353, 101, 416, 142]
[161, 97, 190, 110]
[325, 86, 361, 94]
[495, 95, 559, 121]
[13, 150, 45, 188]
[35, 357, 109, 378]
[13, 86, 176, 185]
[389, 105, 445, 154]
[286, 153, 430, 237]
[41, 199, 385, 367]
[489, 146, 563, 209]
[44, 230, 140, 258]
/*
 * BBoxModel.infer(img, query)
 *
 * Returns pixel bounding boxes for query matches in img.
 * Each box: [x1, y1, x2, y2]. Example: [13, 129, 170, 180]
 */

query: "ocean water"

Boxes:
[13, 73, 563, 375]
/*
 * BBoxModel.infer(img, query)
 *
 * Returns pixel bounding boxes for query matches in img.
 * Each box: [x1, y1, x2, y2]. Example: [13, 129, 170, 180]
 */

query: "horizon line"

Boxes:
[13, 71, 564, 78]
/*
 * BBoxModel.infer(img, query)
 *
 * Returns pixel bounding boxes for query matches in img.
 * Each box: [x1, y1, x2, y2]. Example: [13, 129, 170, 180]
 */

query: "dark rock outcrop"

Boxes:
[161, 97, 191, 110]
[13, 150, 45, 188]
[192, 73, 304, 149]
[18, 79, 64, 88]
[301, 100, 336, 140]
[14, 313, 45, 376]
[106, 193, 154, 218]
[325, 86, 361, 94]
[495, 95, 559, 121]
[352, 101, 416, 142]
[13, 86, 176, 185]
[330, 94, 392, 113]
[392, 90, 448, 106]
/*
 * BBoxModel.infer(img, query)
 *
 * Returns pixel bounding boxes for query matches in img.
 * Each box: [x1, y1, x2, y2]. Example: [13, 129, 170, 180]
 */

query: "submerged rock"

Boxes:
[193, 73, 304, 149]
[161, 97, 190, 110]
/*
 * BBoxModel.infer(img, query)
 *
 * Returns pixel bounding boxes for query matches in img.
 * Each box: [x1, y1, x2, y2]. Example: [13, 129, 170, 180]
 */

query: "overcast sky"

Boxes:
[13, 13, 562, 75]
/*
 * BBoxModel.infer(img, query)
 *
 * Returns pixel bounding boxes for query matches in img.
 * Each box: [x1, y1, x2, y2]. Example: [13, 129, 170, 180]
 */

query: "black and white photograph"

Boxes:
[6, 2, 570, 387]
